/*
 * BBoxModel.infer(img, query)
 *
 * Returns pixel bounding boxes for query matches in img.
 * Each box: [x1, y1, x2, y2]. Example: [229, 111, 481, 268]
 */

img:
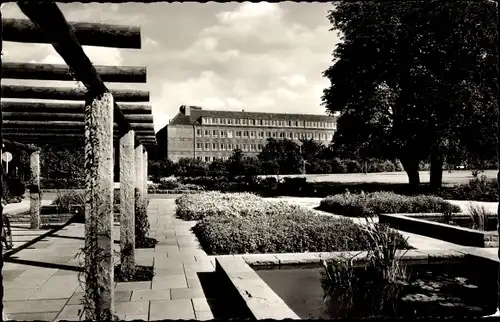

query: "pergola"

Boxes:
[0, 2, 156, 319]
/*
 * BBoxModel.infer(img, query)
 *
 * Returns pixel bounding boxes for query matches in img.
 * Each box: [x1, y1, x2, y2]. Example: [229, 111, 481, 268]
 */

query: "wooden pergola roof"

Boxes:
[1, 2, 156, 152]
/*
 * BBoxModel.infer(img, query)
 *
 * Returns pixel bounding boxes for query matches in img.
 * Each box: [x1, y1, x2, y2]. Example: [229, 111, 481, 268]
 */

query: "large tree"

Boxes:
[258, 138, 302, 175]
[322, 1, 497, 189]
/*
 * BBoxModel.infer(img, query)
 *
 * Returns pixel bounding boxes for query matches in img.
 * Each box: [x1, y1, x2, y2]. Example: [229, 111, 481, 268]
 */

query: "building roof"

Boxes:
[169, 106, 336, 126]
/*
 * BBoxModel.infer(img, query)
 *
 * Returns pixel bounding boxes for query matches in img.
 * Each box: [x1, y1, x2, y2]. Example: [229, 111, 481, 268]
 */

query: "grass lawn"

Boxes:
[259, 170, 497, 186]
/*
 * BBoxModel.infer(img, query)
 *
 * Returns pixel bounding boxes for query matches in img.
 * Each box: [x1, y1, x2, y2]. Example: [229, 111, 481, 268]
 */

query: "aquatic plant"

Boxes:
[361, 219, 409, 314]
[466, 203, 490, 231]
[321, 219, 410, 317]
[321, 255, 359, 316]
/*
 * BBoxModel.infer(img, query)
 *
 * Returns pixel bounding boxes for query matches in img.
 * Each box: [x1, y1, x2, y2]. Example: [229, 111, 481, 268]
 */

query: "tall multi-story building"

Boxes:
[156, 105, 337, 162]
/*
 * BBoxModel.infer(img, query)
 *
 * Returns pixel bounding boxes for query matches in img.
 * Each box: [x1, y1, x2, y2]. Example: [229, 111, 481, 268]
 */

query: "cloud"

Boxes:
[1, 2, 339, 135]
[31, 46, 124, 66]
[280, 75, 308, 87]
[216, 2, 283, 23]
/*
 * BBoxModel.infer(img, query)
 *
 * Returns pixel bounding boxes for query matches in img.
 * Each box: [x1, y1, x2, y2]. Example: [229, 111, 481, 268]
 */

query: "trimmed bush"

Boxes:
[176, 191, 286, 221]
[319, 191, 461, 217]
[177, 192, 410, 255]
[192, 208, 409, 255]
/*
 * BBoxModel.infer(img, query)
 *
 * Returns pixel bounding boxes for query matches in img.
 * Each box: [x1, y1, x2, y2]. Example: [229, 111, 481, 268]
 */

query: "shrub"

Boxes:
[192, 208, 409, 255]
[307, 159, 333, 174]
[329, 158, 349, 173]
[344, 160, 363, 173]
[52, 191, 85, 213]
[176, 191, 282, 221]
[367, 160, 397, 173]
[319, 191, 461, 217]
[279, 177, 308, 194]
[178, 192, 410, 255]
[135, 188, 157, 248]
[157, 177, 204, 191]
[439, 175, 498, 202]
[258, 177, 278, 190]
[159, 177, 180, 189]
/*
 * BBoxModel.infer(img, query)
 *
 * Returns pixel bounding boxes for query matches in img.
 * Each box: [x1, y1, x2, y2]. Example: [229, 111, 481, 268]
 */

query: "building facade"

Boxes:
[157, 105, 337, 162]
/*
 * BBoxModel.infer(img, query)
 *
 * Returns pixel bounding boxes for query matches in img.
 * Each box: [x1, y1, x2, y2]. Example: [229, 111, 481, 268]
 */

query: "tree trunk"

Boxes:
[400, 157, 420, 190]
[430, 152, 444, 189]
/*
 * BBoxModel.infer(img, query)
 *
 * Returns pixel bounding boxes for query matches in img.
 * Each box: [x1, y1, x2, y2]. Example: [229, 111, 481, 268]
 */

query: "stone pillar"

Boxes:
[143, 150, 148, 208]
[135, 144, 144, 210]
[120, 130, 135, 274]
[29, 150, 40, 229]
[84, 92, 114, 320]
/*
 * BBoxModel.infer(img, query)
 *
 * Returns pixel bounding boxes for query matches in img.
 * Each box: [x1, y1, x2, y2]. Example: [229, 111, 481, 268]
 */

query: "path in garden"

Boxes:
[3, 197, 216, 321]
[271, 196, 499, 261]
[2, 200, 54, 252]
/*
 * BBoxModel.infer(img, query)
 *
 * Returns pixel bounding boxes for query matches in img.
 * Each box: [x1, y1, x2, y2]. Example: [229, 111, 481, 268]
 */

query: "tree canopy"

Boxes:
[322, 0, 497, 188]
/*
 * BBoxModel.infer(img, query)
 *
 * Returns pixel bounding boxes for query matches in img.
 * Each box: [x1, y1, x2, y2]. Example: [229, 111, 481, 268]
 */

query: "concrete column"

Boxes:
[135, 144, 144, 210]
[143, 150, 148, 208]
[119, 130, 135, 274]
[29, 150, 40, 229]
[84, 92, 114, 320]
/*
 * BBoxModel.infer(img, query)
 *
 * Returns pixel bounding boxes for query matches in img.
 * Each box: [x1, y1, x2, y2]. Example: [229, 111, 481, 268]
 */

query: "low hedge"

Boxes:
[176, 191, 284, 221]
[177, 192, 410, 255]
[437, 175, 498, 202]
[319, 191, 461, 217]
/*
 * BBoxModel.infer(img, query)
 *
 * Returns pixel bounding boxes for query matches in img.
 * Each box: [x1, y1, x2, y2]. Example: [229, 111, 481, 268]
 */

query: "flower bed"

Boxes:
[318, 191, 461, 218]
[176, 192, 410, 255]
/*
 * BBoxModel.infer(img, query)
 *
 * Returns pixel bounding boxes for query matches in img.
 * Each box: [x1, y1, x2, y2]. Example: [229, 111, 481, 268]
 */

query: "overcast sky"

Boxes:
[2, 2, 339, 132]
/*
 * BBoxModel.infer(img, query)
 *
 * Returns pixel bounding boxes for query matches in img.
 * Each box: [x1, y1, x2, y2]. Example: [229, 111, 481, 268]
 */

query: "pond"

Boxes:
[426, 216, 498, 232]
[255, 259, 498, 318]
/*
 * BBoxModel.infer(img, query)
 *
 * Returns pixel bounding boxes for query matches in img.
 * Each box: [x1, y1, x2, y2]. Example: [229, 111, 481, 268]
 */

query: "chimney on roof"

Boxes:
[180, 105, 202, 116]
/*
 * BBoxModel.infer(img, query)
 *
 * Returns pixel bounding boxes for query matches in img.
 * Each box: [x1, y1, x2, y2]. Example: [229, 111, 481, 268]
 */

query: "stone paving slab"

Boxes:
[3, 199, 214, 321]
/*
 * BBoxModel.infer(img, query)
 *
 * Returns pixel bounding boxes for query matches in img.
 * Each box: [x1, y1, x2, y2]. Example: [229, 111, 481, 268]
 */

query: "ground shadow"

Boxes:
[197, 271, 254, 319]
[2, 214, 79, 259]
[5, 257, 83, 272]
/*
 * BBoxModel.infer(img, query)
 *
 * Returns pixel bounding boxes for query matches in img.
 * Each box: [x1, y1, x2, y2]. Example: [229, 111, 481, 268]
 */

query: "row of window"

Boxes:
[196, 142, 263, 152]
[197, 156, 229, 162]
[196, 129, 333, 141]
[202, 117, 335, 129]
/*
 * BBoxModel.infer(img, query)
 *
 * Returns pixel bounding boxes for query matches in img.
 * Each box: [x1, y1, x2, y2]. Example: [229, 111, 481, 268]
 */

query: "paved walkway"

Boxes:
[3, 198, 216, 321]
[3, 200, 54, 252]
[3, 195, 499, 321]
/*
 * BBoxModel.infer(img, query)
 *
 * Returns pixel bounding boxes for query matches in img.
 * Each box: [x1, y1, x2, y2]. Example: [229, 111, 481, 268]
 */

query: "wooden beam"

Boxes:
[3, 62, 146, 83]
[2, 139, 39, 152]
[2, 85, 149, 102]
[16, 2, 137, 140]
[3, 18, 141, 49]
[3, 133, 156, 141]
[3, 112, 153, 123]
[2, 120, 154, 130]
[2, 101, 151, 114]
[3, 128, 154, 135]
